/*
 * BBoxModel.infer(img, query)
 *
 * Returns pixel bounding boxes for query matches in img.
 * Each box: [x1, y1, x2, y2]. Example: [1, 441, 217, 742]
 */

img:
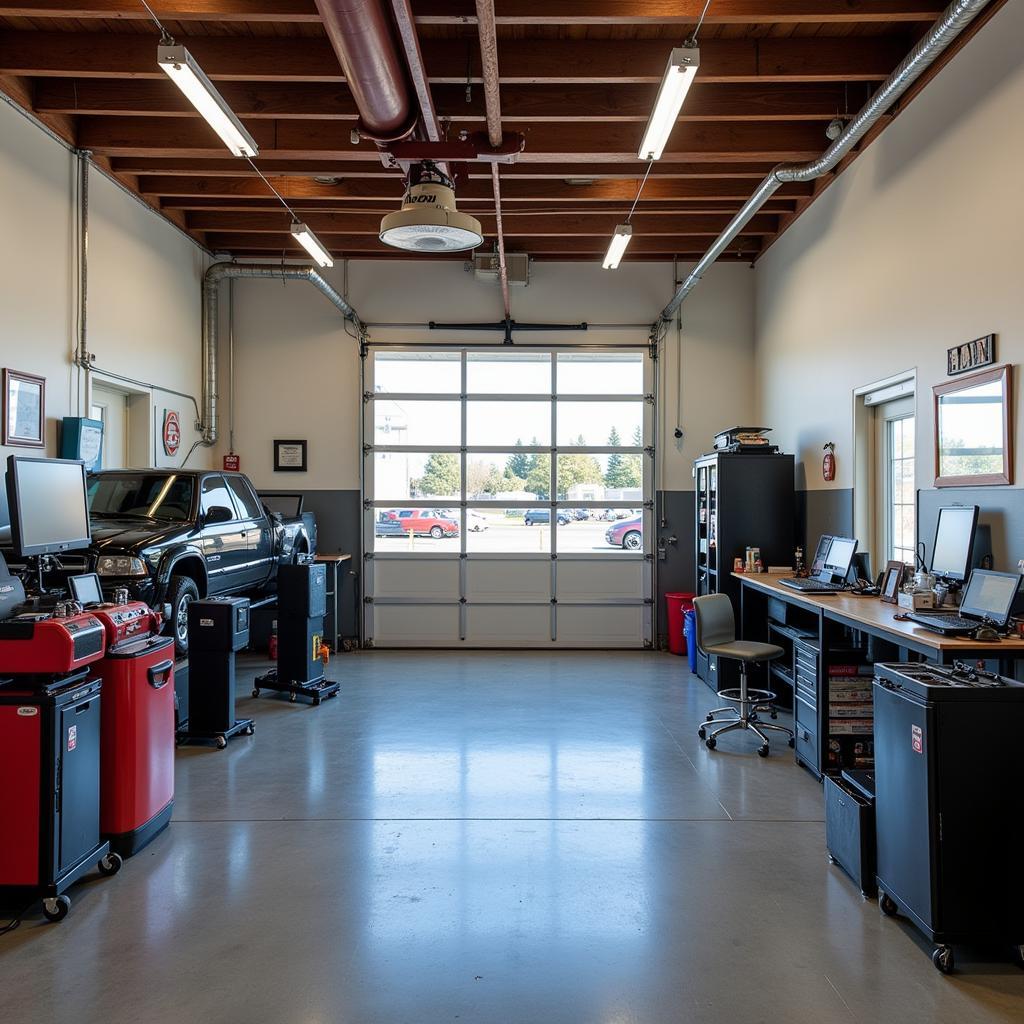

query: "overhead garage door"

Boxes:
[362, 347, 654, 648]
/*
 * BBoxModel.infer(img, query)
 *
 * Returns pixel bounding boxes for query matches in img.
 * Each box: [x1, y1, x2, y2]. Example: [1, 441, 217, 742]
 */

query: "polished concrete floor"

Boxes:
[3, 651, 1023, 1023]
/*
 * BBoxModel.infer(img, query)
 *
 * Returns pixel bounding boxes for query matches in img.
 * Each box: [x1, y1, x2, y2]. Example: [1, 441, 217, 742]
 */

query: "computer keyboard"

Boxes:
[912, 612, 976, 629]
[778, 578, 846, 592]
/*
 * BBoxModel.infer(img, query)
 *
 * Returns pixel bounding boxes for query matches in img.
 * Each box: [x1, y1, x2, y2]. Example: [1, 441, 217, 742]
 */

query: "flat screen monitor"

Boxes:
[959, 569, 1020, 627]
[259, 492, 304, 517]
[5, 455, 92, 558]
[69, 572, 103, 606]
[930, 505, 978, 582]
[822, 536, 857, 580]
[810, 534, 833, 576]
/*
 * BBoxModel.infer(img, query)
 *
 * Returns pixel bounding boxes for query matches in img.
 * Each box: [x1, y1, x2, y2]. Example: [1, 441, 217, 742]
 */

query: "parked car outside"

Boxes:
[572, 508, 590, 521]
[605, 516, 643, 550]
[393, 509, 459, 538]
[523, 509, 571, 527]
[467, 510, 489, 532]
[375, 515, 406, 538]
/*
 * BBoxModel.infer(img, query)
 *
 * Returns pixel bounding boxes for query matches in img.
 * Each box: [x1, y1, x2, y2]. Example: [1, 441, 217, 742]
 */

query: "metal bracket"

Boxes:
[643, 499, 654, 509]
[550, 598, 558, 604]
[644, 447, 656, 458]
[363, 498, 373, 509]
[363, 391, 374, 402]
[459, 597, 467, 604]
[644, 394, 656, 405]
[644, 553, 654, 562]
[363, 444, 372, 454]
[363, 596, 374, 604]
[364, 551, 374, 560]
[643, 597, 654, 605]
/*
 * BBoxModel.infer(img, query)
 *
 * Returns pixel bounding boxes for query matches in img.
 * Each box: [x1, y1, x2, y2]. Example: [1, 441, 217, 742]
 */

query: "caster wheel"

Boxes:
[705, 713, 714, 723]
[705, 736, 717, 750]
[757, 744, 769, 758]
[828, 854, 837, 865]
[879, 893, 898, 917]
[42, 895, 70, 922]
[788, 736, 795, 748]
[313, 697, 322, 706]
[770, 711, 778, 720]
[697, 726, 707, 739]
[245, 724, 255, 735]
[289, 693, 297, 703]
[328, 690, 338, 699]
[216, 736, 227, 749]
[251, 689, 260, 698]
[932, 946, 954, 975]
[98, 852, 123, 877]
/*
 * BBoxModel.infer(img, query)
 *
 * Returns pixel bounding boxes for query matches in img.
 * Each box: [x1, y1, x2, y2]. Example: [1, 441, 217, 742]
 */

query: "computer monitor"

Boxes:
[68, 572, 103, 607]
[930, 505, 979, 582]
[5, 455, 92, 558]
[959, 569, 1021, 628]
[809, 534, 833, 576]
[821, 536, 857, 581]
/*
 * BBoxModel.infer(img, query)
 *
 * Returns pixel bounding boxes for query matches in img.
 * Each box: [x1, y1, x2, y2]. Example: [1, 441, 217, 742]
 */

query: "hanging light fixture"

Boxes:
[290, 222, 335, 268]
[380, 163, 483, 253]
[637, 46, 699, 162]
[602, 225, 633, 270]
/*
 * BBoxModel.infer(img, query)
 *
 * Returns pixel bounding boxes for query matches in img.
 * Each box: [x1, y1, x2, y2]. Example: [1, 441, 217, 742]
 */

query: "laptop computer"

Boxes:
[908, 568, 1022, 635]
[779, 536, 858, 594]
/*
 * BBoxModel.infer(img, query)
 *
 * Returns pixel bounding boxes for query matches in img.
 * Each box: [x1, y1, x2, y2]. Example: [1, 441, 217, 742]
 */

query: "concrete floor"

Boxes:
[3, 651, 1023, 1023]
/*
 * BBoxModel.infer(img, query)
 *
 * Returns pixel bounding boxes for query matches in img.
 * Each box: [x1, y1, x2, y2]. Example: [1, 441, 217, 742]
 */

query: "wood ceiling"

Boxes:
[0, 1, 1003, 263]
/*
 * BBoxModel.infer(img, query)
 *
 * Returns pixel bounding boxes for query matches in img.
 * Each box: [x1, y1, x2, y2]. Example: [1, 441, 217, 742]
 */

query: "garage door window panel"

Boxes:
[467, 352, 552, 394]
[373, 351, 461, 394]
[372, 452, 461, 504]
[556, 352, 644, 395]
[374, 400, 461, 448]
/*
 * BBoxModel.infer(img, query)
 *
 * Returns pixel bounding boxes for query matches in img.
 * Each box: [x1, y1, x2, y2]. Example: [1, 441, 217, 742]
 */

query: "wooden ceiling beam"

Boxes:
[0, 1, 946, 26]
[34, 79, 860, 123]
[0, 31, 909, 84]
[111, 157, 780, 179]
[76, 117, 831, 162]
[200, 231, 765, 255]
[185, 209, 779, 236]
[139, 174, 812, 201]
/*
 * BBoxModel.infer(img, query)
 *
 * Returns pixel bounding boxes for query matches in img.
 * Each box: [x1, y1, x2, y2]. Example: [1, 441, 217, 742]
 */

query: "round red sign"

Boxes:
[163, 410, 181, 456]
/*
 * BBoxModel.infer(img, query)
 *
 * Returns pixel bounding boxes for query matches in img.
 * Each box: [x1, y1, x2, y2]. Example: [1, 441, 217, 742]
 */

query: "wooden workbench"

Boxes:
[315, 553, 353, 653]
[733, 572, 1024, 778]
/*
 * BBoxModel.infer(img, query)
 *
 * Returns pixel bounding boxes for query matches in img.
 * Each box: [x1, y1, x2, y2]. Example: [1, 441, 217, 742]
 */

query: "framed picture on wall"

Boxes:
[3, 369, 46, 447]
[880, 560, 906, 605]
[274, 439, 308, 472]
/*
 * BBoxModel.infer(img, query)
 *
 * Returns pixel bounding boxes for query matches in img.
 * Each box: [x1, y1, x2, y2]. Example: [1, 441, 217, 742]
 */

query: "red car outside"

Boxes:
[389, 509, 460, 538]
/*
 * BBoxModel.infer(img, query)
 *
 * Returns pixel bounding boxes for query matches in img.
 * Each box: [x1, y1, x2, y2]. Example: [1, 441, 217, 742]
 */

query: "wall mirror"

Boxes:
[933, 363, 1013, 486]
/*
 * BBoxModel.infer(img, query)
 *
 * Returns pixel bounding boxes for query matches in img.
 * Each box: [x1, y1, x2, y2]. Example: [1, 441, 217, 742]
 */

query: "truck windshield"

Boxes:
[87, 474, 195, 522]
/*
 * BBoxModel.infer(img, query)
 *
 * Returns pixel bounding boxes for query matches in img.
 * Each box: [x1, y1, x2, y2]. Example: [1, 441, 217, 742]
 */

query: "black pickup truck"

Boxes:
[77, 469, 316, 654]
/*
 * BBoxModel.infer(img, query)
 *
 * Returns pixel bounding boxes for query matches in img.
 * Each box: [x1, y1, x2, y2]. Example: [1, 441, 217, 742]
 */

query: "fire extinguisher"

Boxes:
[822, 442, 836, 482]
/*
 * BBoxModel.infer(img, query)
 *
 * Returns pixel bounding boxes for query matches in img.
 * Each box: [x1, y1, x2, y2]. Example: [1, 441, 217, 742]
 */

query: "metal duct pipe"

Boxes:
[314, 0, 417, 142]
[200, 262, 362, 447]
[657, 0, 990, 324]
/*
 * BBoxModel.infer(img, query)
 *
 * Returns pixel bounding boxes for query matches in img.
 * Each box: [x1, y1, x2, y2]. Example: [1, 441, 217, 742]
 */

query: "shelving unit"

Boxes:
[693, 451, 795, 691]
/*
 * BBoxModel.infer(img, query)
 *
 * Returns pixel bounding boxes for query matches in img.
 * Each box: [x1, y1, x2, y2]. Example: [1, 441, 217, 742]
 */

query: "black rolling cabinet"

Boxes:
[694, 451, 795, 691]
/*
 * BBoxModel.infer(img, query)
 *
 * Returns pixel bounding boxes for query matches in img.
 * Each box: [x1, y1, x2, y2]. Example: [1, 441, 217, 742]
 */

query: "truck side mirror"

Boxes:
[205, 505, 234, 525]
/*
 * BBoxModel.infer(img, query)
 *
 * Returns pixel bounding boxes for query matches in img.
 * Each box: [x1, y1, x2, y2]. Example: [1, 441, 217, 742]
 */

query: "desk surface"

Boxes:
[734, 572, 1024, 655]
[315, 553, 353, 563]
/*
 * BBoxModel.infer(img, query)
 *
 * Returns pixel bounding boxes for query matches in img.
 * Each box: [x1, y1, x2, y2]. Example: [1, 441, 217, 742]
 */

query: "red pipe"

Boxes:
[313, 0, 417, 142]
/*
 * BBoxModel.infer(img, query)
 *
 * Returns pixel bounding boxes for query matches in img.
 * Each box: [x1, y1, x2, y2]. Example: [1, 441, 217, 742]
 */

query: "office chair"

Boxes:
[693, 593, 795, 758]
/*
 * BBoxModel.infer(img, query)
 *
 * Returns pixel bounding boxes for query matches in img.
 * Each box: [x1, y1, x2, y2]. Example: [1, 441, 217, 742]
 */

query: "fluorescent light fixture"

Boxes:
[158, 44, 259, 158]
[290, 221, 334, 268]
[637, 46, 699, 161]
[602, 225, 632, 270]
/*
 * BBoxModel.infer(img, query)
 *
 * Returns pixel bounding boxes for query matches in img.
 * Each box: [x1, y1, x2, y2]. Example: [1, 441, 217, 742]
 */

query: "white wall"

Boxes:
[755, 0, 1024, 495]
[223, 258, 756, 493]
[0, 98, 210, 474]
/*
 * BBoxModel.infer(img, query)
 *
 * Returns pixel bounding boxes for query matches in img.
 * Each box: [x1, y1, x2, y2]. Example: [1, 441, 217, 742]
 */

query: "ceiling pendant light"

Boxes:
[637, 46, 699, 161]
[602, 225, 632, 270]
[290, 221, 334, 268]
[380, 162, 484, 253]
[158, 44, 259, 158]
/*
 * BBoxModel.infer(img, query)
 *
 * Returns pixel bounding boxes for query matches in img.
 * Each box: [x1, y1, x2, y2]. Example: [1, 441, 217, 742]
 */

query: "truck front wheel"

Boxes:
[167, 575, 200, 656]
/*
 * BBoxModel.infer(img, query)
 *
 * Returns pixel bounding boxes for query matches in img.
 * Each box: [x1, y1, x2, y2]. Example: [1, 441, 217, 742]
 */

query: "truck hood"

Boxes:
[89, 519, 187, 552]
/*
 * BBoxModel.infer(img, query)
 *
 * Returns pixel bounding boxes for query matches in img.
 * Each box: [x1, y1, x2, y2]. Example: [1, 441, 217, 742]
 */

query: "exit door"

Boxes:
[91, 385, 130, 470]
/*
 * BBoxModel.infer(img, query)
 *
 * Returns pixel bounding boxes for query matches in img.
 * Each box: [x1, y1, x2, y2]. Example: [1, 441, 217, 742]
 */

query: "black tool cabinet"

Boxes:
[693, 451, 795, 691]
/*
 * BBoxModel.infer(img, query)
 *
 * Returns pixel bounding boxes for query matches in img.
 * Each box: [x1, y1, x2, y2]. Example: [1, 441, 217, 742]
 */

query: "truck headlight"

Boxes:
[96, 556, 148, 577]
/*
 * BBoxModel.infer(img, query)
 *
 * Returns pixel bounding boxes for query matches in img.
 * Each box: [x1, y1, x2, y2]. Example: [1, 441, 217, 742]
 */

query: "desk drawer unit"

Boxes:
[793, 639, 820, 776]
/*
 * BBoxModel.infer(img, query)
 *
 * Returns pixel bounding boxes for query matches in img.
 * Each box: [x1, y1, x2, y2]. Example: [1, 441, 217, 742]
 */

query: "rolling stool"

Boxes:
[693, 593, 794, 758]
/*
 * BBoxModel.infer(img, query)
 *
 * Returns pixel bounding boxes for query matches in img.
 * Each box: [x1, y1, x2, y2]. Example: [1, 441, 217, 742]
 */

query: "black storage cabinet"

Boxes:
[186, 597, 250, 734]
[276, 564, 326, 685]
[694, 451, 795, 690]
[873, 664, 1024, 972]
[824, 769, 876, 898]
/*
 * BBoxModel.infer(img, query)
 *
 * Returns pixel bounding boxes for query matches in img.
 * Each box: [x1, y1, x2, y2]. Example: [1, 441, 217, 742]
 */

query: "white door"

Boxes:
[873, 397, 916, 570]
[363, 348, 654, 648]
[90, 385, 130, 470]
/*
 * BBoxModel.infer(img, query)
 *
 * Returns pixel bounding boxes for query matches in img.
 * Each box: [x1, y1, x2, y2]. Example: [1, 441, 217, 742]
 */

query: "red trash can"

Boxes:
[665, 591, 696, 655]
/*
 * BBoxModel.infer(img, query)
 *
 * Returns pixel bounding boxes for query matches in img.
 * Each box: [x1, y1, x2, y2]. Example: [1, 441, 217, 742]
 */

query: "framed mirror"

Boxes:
[933, 363, 1013, 487]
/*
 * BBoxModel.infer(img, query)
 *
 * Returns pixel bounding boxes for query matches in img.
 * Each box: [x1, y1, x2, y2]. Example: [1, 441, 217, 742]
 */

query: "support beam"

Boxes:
[0, 31, 910, 84]
[0, 1, 947, 25]
[76, 117, 832, 163]
[138, 175, 814, 201]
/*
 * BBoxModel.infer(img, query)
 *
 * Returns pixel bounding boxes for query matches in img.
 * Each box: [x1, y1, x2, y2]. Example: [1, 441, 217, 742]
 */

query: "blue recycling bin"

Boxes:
[683, 609, 697, 673]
